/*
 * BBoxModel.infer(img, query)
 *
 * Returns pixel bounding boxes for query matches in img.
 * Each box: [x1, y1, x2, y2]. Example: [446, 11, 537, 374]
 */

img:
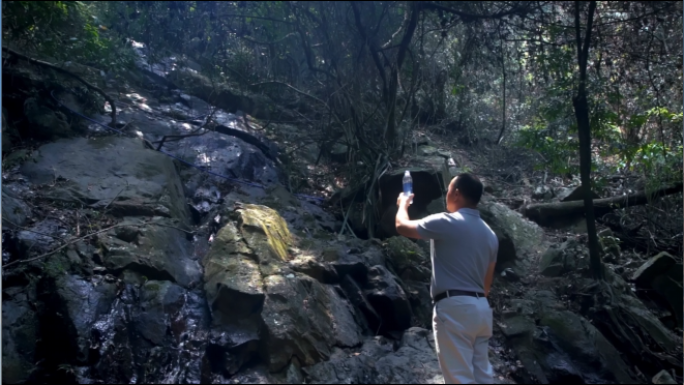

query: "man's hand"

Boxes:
[396, 193, 413, 210]
[395, 193, 422, 239]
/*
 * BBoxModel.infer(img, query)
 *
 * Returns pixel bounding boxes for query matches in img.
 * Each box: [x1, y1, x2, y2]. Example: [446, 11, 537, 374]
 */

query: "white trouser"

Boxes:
[433, 296, 494, 384]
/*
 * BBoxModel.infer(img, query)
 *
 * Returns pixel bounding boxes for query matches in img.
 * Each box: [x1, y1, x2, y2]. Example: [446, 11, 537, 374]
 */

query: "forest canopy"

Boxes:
[3, 0, 682, 189]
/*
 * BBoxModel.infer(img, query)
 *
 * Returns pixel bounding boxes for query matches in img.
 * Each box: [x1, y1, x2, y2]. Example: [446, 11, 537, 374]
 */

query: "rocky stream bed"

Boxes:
[2, 43, 682, 384]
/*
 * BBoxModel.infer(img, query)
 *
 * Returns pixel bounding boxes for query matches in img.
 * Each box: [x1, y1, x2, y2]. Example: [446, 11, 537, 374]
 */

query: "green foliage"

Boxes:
[516, 119, 580, 176]
[2, 1, 136, 75]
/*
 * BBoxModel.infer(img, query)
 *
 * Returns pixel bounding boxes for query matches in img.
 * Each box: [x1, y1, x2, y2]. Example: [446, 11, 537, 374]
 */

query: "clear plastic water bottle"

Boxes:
[403, 170, 413, 204]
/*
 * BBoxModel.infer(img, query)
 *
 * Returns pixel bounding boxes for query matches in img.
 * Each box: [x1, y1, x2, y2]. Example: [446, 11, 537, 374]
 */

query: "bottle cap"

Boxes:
[404, 170, 410, 176]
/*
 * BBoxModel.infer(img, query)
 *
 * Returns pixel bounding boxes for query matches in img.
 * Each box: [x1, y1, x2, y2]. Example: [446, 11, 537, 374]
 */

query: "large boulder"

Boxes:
[86, 279, 212, 384]
[479, 201, 545, 272]
[99, 217, 202, 289]
[365, 265, 413, 334]
[203, 204, 365, 374]
[261, 274, 364, 372]
[502, 290, 637, 384]
[630, 252, 677, 286]
[173, 130, 282, 187]
[20, 137, 190, 224]
[630, 252, 682, 328]
[37, 274, 119, 365]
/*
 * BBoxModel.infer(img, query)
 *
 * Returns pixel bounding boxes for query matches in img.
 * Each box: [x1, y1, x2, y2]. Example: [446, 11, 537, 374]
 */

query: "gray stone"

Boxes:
[21, 137, 190, 224]
[365, 265, 413, 333]
[41, 274, 118, 364]
[539, 247, 565, 277]
[261, 274, 363, 372]
[479, 201, 545, 271]
[631, 252, 677, 286]
[101, 217, 202, 289]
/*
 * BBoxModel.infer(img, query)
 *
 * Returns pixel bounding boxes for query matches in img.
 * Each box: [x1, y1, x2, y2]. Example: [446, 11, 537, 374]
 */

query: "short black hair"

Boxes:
[454, 173, 484, 205]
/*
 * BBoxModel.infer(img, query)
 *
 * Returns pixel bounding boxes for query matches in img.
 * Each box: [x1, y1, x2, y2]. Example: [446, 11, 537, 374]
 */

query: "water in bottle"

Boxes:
[403, 170, 413, 204]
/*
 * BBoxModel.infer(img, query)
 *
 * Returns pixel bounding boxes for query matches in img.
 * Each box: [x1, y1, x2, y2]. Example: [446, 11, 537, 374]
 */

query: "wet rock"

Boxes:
[174, 130, 282, 186]
[83, 279, 210, 384]
[134, 280, 186, 346]
[2, 187, 30, 228]
[21, 137, 190, 224]
[2, 286, 39, 385]
[365, 265, 413, 333]
[303, 328, 443, 384]
[261, 274, 363, 372]
[191, 184, 223, 218]
[16, 219, 64, 254]
[479, 201, 544, 272]
[203, 221, 265, 325]
[39, 274, 118, 364]
[100, 217, 202, 288]
[630, 251, 677, 286]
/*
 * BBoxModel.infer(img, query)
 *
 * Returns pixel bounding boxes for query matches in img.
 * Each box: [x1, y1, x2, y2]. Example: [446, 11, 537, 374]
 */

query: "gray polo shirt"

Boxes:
[416, 208, 498, 298]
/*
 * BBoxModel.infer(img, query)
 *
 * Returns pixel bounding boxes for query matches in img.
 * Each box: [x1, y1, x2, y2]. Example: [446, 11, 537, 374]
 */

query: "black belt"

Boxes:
[432, 290, 484, 305]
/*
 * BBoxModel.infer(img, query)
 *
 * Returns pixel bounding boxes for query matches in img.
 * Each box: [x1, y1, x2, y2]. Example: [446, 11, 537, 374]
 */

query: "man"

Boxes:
[395, 173, 498, 384]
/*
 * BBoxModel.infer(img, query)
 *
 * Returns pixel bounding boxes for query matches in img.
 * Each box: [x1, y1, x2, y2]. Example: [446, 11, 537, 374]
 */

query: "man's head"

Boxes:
[446, 173, 484, 212]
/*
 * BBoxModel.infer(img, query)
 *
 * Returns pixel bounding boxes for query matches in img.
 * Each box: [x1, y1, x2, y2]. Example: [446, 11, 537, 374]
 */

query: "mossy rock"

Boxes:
[237, 203, 293, 263]
[385, 237, 427, 275]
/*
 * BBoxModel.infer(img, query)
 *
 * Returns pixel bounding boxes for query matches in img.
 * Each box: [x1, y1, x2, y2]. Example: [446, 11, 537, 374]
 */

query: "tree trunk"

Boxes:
[522, 183, 683, 227]
[497, 26, 507, 145]
[572, 1, 601, 279]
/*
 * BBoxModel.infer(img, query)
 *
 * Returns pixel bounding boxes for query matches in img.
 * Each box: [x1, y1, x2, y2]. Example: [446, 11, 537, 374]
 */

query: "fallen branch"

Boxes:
[522, 183, 683, 227]
[2, 46, 117, 127]
[2, 224, 123, 269]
